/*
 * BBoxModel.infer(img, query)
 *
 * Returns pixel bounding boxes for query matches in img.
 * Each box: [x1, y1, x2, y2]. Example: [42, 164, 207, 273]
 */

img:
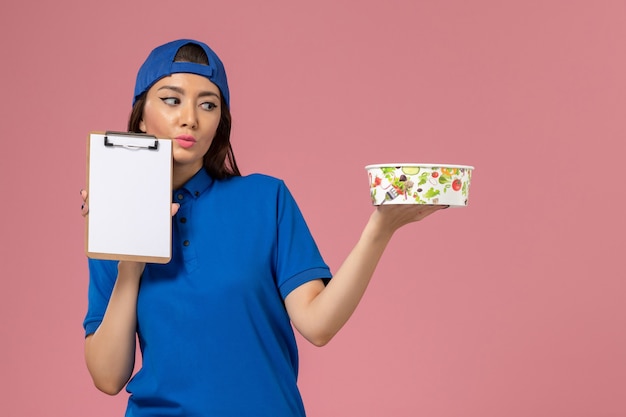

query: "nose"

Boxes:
[179, 101, 198, 129]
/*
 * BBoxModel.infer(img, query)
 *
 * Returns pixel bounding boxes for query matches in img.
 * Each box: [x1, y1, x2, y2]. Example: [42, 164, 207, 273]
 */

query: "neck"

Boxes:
[173, 163, 202, 190]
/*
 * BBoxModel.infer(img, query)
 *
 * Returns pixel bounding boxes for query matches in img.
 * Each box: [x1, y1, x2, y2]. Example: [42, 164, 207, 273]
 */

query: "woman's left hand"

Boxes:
[372, 203, 448, 235]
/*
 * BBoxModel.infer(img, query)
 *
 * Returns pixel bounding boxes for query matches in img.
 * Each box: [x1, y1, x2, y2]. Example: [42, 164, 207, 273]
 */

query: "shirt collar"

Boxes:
[177, 168, 214, 199]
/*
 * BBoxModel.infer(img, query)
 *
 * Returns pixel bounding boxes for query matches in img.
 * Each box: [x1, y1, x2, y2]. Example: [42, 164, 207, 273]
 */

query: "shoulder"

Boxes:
[224, 173, 285, 186]
[212, 174, 301, 214]
[216, 173, 290, 195]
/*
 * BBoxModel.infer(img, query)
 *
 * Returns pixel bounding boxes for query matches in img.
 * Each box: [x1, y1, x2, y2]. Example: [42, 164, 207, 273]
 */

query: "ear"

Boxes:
[139, 119, 146, 133]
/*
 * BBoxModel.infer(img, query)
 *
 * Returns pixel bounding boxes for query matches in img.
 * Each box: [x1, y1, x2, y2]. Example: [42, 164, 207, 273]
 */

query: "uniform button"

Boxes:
[177, 194, 184, 201]
[183, 240, 190, 246]
[180, 217, 187, 223]
[194, 191, 200, 197]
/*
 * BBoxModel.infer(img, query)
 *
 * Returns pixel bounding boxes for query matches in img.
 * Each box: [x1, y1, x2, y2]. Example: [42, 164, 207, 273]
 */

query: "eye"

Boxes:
[160, 97, 179, 106]
[200, 101, 217, 111]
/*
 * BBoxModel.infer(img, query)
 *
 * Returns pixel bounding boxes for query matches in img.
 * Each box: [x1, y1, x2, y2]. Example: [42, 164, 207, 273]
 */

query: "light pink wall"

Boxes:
[1, 1, 624, 416]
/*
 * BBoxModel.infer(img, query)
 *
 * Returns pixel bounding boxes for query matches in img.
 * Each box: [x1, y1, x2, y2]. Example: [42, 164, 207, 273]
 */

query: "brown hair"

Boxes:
[127, 43, 241, 179]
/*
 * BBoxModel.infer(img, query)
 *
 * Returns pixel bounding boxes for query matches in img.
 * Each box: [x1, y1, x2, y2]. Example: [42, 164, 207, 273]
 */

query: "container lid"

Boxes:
[365, 163, 474, 170]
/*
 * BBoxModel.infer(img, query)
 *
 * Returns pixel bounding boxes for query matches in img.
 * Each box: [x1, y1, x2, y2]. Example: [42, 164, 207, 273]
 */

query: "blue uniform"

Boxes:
[84, 169, 332, 416]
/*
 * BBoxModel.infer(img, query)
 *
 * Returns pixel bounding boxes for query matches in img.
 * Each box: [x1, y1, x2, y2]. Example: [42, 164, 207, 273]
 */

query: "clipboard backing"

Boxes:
[85, 131, 173, 263]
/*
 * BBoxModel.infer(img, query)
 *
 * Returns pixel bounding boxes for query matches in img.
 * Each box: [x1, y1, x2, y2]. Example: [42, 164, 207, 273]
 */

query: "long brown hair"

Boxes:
[127, 43, 241, 179]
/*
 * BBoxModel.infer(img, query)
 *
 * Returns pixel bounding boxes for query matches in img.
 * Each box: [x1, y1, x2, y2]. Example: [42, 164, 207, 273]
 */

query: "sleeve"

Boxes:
[82, 258, 118, 336]
[274, 180, 332, 299]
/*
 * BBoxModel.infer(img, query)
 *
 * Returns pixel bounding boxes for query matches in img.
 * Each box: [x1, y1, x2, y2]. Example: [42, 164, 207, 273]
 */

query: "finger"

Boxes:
[80, 188, 89, 217]
[377, 203, 446, 226]
[171, 203, 180, 217]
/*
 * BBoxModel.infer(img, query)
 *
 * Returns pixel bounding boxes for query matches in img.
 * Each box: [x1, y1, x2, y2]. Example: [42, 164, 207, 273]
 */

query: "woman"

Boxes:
[82, 39, 445, 416]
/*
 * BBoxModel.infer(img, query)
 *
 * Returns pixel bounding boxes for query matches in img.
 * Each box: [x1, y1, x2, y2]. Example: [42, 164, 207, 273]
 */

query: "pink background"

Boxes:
[1, 1, 625, 416]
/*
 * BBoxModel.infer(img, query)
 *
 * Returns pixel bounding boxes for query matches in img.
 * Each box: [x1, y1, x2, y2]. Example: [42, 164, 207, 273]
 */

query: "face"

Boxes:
[140, 73, 222, 175]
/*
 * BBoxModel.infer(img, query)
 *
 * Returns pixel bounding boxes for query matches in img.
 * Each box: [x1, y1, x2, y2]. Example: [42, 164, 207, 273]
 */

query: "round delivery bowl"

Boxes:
[365, 163, 474, 206]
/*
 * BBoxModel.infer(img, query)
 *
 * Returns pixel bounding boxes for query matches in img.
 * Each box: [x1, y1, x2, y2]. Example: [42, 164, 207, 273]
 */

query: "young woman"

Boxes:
[82, 39, 446, 416]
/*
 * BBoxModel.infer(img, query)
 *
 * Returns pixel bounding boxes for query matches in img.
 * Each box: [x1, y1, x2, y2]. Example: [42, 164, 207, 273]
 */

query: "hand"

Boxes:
[80, 189, 180, 217]
[171, 202, 180, 216]
[372, 204, 448, 234]
[81, 189, 89, 217]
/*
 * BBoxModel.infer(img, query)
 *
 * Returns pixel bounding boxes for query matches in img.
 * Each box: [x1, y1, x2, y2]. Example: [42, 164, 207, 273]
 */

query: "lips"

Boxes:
[175, 134, 196, 149]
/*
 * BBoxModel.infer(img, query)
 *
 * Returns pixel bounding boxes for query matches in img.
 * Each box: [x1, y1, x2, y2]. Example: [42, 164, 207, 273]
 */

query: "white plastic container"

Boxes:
[365, 163, 474, 206]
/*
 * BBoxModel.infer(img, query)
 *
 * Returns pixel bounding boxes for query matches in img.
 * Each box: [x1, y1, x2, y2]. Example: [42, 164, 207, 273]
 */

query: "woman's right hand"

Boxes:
[81, 187, 178, 281]
[81, 189, 89, 217]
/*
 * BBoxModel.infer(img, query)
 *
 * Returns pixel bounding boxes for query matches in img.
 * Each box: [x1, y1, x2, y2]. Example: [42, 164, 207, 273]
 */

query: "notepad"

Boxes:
[85, 131, 173, 263]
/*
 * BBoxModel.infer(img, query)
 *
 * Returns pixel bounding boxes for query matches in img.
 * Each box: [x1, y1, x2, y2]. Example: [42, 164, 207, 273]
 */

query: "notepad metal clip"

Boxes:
[104, 131, 159, 150]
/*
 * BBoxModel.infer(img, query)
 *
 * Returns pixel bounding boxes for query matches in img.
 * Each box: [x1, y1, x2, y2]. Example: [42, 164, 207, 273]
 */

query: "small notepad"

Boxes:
[85, 131, 173, 263]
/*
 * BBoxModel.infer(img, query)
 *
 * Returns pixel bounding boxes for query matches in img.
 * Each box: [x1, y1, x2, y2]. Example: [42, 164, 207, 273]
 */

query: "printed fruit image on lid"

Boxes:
[401, 166, 420, 175]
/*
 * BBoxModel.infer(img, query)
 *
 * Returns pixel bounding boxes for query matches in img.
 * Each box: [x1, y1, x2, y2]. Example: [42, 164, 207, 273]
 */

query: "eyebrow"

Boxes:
[157, 85, 220, 99]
